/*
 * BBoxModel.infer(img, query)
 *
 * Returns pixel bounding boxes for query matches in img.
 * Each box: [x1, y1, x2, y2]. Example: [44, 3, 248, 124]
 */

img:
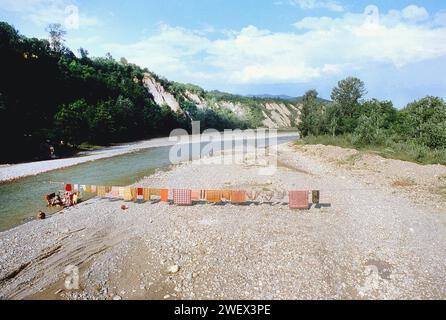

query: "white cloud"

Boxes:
[293, 16, 336, 29]
[0, 0, 99, 29]
[107, 24, 211, 77]
[401, 5, 429, 22]
[103, 5, 446, 86]
[290, 0, 344, 12]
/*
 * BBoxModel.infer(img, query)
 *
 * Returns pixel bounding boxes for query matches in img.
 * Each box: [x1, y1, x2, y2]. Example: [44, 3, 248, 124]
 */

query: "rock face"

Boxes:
[143, 75, 182, 113]
[262, 102, 301, 128]
[184, 91, 206, 109]
[142, 74, 301, 129]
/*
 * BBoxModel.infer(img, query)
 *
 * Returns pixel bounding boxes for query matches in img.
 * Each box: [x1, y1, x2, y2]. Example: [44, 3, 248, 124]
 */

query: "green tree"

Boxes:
[400, 96, 446, 149]
[298, 89, 324, 137]
[110, 95, 135, 137]
[359, 99, 397, 130]
[78, 47, 89, 60]
[46, 23, 66, 53]
[330, 77, 367, 134]
[352, 115, 377, 145]
[325, 104, 341, 137]
[54, 99, 89, 146]
[88, 100, 115, 144]
[0, 22, 20, 51]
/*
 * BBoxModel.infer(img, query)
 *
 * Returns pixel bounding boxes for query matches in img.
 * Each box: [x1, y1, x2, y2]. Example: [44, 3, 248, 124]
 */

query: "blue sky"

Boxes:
[1, 0, 446, 107]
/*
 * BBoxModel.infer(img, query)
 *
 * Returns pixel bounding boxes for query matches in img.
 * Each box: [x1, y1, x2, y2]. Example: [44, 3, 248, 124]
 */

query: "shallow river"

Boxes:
[0, 135, 296, 231]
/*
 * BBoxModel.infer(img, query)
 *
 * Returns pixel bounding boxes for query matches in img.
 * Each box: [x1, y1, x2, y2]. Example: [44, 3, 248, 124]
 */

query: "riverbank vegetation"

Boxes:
[297, 78, 446, 165]
[0, 22, 185, 162]
[0, 22, 255, 163]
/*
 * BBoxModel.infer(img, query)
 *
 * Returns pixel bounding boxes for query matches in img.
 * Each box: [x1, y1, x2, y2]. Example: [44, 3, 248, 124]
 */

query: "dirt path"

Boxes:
[0, 143, 445, 300]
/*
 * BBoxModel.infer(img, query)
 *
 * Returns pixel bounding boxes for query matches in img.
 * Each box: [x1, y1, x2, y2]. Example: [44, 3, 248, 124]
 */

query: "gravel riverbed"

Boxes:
[0, 143, 445, 300]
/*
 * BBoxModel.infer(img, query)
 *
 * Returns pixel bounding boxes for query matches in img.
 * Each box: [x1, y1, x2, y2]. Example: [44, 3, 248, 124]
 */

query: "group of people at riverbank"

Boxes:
[44, 190, 79, 208]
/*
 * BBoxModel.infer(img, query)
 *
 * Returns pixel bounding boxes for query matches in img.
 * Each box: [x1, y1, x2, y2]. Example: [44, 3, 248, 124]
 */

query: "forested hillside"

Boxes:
[0, 22, 300, 163]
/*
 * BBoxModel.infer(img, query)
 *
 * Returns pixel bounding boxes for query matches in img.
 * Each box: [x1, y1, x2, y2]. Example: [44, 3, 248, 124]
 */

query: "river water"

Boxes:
[0, 135, 297, 231]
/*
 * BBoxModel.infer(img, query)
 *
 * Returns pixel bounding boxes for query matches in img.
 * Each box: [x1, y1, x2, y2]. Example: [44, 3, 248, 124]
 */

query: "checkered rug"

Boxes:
[173, 189, 192, 205]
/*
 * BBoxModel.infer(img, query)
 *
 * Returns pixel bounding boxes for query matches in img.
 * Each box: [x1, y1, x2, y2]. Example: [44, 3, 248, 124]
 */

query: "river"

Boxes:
[0, 134, 297, 231]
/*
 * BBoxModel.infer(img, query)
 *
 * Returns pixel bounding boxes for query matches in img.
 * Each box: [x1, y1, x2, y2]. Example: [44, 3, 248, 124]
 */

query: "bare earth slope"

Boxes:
[0, 143, 445, 300]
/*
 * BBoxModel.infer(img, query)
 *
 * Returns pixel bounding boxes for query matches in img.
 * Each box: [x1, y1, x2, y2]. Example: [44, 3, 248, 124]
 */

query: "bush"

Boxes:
[352, 115, 383, 146]
[400, 96, 446, 149]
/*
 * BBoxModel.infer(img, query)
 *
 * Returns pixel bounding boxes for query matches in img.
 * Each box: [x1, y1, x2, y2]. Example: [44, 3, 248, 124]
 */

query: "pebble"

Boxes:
[112, 295, 122, 300]
[167, 265, 180, 274]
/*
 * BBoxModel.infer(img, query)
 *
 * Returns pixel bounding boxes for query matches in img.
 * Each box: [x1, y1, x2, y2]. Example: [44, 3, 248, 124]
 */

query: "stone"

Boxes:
[112, 295, 122, 300]
[167, 265, 180, 274]
[37, 211, 46, 220]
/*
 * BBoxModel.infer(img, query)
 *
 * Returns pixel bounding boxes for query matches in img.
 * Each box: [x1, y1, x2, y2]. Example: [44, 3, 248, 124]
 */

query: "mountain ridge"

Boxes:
[144, 73, 303, 129]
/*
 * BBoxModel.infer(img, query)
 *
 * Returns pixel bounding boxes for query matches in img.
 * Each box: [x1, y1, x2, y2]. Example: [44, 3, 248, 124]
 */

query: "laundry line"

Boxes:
[45, 182, 321, 210]
[44, 181, 385, 192]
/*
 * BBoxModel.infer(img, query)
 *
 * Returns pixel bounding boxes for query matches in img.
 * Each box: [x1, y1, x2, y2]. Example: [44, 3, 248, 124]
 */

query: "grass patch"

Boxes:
[298, 134, 446, 166]
[277, 127, 299, 133]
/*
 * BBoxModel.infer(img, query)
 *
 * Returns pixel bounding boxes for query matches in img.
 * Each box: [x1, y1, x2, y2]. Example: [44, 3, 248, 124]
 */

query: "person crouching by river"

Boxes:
[66, 191, 80, 206]
[70, 192, 79, 206]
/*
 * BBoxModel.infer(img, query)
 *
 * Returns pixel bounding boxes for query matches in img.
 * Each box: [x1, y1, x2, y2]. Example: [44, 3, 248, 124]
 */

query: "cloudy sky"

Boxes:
[1, 0, 446, 107]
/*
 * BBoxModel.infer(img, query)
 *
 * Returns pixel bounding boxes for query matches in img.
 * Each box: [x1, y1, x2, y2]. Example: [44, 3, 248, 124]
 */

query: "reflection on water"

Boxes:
[0, 135, 296, 231]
